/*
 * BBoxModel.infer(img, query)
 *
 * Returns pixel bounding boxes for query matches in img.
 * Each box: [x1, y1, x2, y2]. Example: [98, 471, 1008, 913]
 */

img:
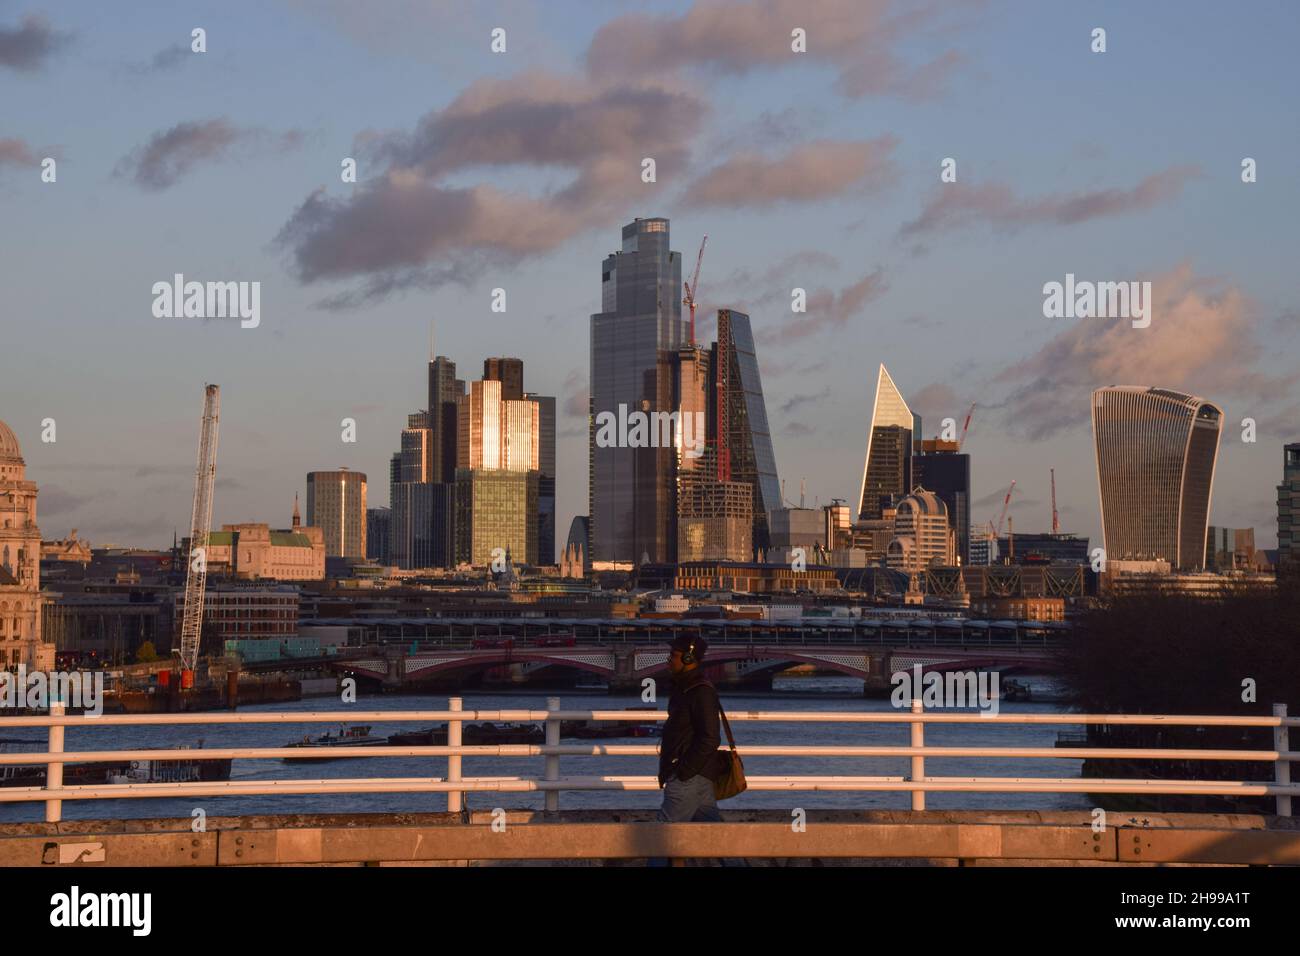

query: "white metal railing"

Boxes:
[0, 699, 1294, 822]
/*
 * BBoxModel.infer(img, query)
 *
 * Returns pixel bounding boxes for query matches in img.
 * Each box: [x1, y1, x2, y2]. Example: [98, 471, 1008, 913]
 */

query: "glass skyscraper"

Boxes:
[589, 217, 685, 565]
[1091, 386, 1222, 570]
[714, 309, 780, 552]
[858, 365, 920, 521]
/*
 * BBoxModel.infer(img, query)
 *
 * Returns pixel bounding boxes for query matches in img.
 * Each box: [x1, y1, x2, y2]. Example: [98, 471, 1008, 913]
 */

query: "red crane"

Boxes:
[1050, 468, 1060, 535]
[990, 479, 1016, 537]
[683, 235, 708, 346]
[957, 402, 976, 450]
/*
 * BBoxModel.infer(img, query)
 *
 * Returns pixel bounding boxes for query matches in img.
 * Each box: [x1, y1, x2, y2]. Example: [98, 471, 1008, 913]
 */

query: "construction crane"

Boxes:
[1050, 468, 1060, 535]
[683, 234, 708, 346]
[989, 479, 1016, 538]
[178, 384, 221, 677]
[957, 402, 976, 450]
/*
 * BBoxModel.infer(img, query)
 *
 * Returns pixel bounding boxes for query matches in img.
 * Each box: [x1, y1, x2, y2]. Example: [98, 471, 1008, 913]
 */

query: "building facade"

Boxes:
[366, 507, 391, 565]
[912, 442, 970, 566]
[1278, 443, 1300, 571]
[306, 468, 367, 559]
[455, 469, 539, 567]
[858, 365, 919, 520]
[589, 217, 685, 566]
[1092, 386, 1222, 570]
[886, 490, 955, 572]
[0, 419, 53, 669]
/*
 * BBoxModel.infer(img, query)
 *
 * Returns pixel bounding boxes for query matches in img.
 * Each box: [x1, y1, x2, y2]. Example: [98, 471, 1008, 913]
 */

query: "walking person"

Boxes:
[657, 634, 724, 823]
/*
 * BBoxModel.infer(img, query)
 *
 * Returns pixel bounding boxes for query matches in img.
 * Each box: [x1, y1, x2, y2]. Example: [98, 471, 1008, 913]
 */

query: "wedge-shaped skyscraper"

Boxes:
[857, 365, 920, 521]
[1091, 386, 1222, 570]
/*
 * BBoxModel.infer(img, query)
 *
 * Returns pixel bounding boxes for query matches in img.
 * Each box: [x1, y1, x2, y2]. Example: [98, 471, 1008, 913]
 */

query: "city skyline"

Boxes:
[3, 1, 1298, 553]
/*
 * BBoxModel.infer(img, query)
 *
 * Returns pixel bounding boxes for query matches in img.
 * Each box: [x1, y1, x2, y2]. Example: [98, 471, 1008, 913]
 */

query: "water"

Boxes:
[0, 676, 1087, 822]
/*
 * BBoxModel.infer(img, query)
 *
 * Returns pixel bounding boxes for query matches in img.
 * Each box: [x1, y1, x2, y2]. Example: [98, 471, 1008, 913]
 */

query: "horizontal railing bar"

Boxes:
[3, 746, 1295, 764]
[2, 775, 1297, 802]
[2, 710, 1295, 728]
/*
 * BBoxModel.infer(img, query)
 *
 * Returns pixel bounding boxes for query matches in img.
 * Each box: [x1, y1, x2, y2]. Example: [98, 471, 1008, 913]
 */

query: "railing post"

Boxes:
[545, 696, 560, 813]
[910, 697, 925, 811]
[46, 700, 65, 824]
[1274, 703, 1291, 818]
[447, 697, 462, 814]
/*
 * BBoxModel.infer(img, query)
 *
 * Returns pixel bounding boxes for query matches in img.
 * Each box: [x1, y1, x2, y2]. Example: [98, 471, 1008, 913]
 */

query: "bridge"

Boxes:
[257, 614, 1069, 690]
[0, 699, 1294, 866]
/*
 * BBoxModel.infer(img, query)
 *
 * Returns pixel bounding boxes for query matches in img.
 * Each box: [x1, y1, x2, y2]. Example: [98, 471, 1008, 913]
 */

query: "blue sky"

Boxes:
[2, 0, 1298, 550]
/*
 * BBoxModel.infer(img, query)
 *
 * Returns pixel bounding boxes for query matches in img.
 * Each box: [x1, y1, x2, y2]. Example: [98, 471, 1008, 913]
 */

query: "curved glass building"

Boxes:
[1091, 386, 1222, 570]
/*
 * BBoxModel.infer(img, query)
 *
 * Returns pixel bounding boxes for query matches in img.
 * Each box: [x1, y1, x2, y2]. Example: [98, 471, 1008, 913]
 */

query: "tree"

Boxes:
[135, 641, 160, 663]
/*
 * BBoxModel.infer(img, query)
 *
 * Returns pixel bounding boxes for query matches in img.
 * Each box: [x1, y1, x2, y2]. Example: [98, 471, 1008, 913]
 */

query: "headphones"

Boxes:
[680, 640, 697, 666]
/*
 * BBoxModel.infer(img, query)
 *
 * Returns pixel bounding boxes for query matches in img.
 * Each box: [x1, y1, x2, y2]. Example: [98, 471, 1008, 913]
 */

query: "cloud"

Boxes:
[779, 389, 830, 414]
[116, 119, 303, 191]
[784, 421, 815, 436]
[909, 383, 959, 423]
[561, 369, 588, 418]
[993, 263, 1296, 440]
[758, 269, 887, 343]
[37, 485, 95, 517]
[0, 137, 37, 167]
[586, 0, 968, 101]
[0, 13, 69, 72]
[683, 137, 897, 208]
[275, 71, 706, 305]
[132, 43, 189, 73]
[899, 166, 1199, 238]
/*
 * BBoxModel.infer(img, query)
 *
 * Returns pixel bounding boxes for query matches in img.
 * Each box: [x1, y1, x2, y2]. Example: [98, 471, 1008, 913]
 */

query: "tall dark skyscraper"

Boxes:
[912, 442, 971, 565]
[484, 357, 524, 402]
[1279, 443, 1300, 571]
[527, 392, 557, 565]
[427, 354, 460, 484]
[1092, 386, 1222, 570]
[589, 217, 685, 565]
[858, 365, 920, 521]
[713, 309, 781, 553]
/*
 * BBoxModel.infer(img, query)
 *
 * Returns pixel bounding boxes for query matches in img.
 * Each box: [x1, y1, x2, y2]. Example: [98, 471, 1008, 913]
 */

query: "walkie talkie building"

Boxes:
[1091, 386, 1222, 570]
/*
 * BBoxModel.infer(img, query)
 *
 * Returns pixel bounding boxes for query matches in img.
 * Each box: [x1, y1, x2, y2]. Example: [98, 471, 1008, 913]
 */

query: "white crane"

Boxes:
[179, 385, 220, 674]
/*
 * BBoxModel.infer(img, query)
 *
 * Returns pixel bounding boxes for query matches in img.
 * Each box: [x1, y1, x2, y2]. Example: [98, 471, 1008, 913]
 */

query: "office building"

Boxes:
[455, 469, 539, 566]
[1278, 443, 1300, 571]
[484, 357, 524, 401]
[306, 469, 367, 559]
[912, 441, 971, 565]
[589, 217, 685, 566]
[1092, 386, 1222, 570]
[366, 507, 390, 565]
[526, 393, 557, 565]
[713, 309, 781, 553]
[886, 490, 954, 571]
[858, 365, 920, 520]
[1205, 526, 1256, 571]
[0, 418, 54, 669]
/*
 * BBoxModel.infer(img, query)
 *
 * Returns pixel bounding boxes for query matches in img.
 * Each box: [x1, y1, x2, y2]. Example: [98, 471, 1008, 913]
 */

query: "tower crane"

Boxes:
[989, 479, 1016, 537]
[957, 402, 976, 450]
[179, 384, 220, 676]
[1050, 468, 1060, 535]
[683, 234, 708, 346]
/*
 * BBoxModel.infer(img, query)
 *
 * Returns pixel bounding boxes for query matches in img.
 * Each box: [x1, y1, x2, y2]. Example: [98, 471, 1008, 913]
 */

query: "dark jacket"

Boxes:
[658, 669, 722, 786]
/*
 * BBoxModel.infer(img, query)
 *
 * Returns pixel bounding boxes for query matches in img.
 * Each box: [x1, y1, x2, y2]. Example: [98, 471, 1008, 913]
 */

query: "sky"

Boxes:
[2, 0, 1298, 552]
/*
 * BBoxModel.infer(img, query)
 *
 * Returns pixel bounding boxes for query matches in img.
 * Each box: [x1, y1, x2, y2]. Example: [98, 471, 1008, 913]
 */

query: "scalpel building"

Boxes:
[1091, 386, 1222, 571]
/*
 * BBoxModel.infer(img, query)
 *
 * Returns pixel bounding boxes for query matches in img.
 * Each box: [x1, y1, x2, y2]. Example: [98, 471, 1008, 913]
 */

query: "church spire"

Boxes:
[292, 493, 301, 529]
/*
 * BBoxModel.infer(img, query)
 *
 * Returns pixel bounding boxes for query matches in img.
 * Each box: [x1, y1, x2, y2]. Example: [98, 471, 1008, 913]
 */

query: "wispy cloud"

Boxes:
[586, 0, 970, 101]
[683, 137, 897, 208]
[900, 166, 1199, 238]
[758, 269, 887, 343]
[116, 119, 303, 191]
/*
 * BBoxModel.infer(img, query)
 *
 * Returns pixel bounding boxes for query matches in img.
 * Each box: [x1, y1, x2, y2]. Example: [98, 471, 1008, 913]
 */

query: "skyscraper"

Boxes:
[1091, 386, 1222, 570]
[527, 392, 557, 565]
[484, 357, 524, 401]
[589, 217, 685, 565]
[912, 441, 971, 565]
[1277, 442, 1300, 571]
[858, 365, 920, 521]
[306, 468, 367, 558]
[713, 309, 781, 553]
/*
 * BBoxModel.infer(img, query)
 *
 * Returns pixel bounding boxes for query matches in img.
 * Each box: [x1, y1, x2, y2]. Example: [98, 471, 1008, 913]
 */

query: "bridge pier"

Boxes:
[609, 647, 639, 694]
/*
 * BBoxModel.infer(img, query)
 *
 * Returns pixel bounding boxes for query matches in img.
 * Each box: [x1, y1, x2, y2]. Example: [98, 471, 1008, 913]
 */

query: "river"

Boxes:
[0, 675, 1088, 822]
